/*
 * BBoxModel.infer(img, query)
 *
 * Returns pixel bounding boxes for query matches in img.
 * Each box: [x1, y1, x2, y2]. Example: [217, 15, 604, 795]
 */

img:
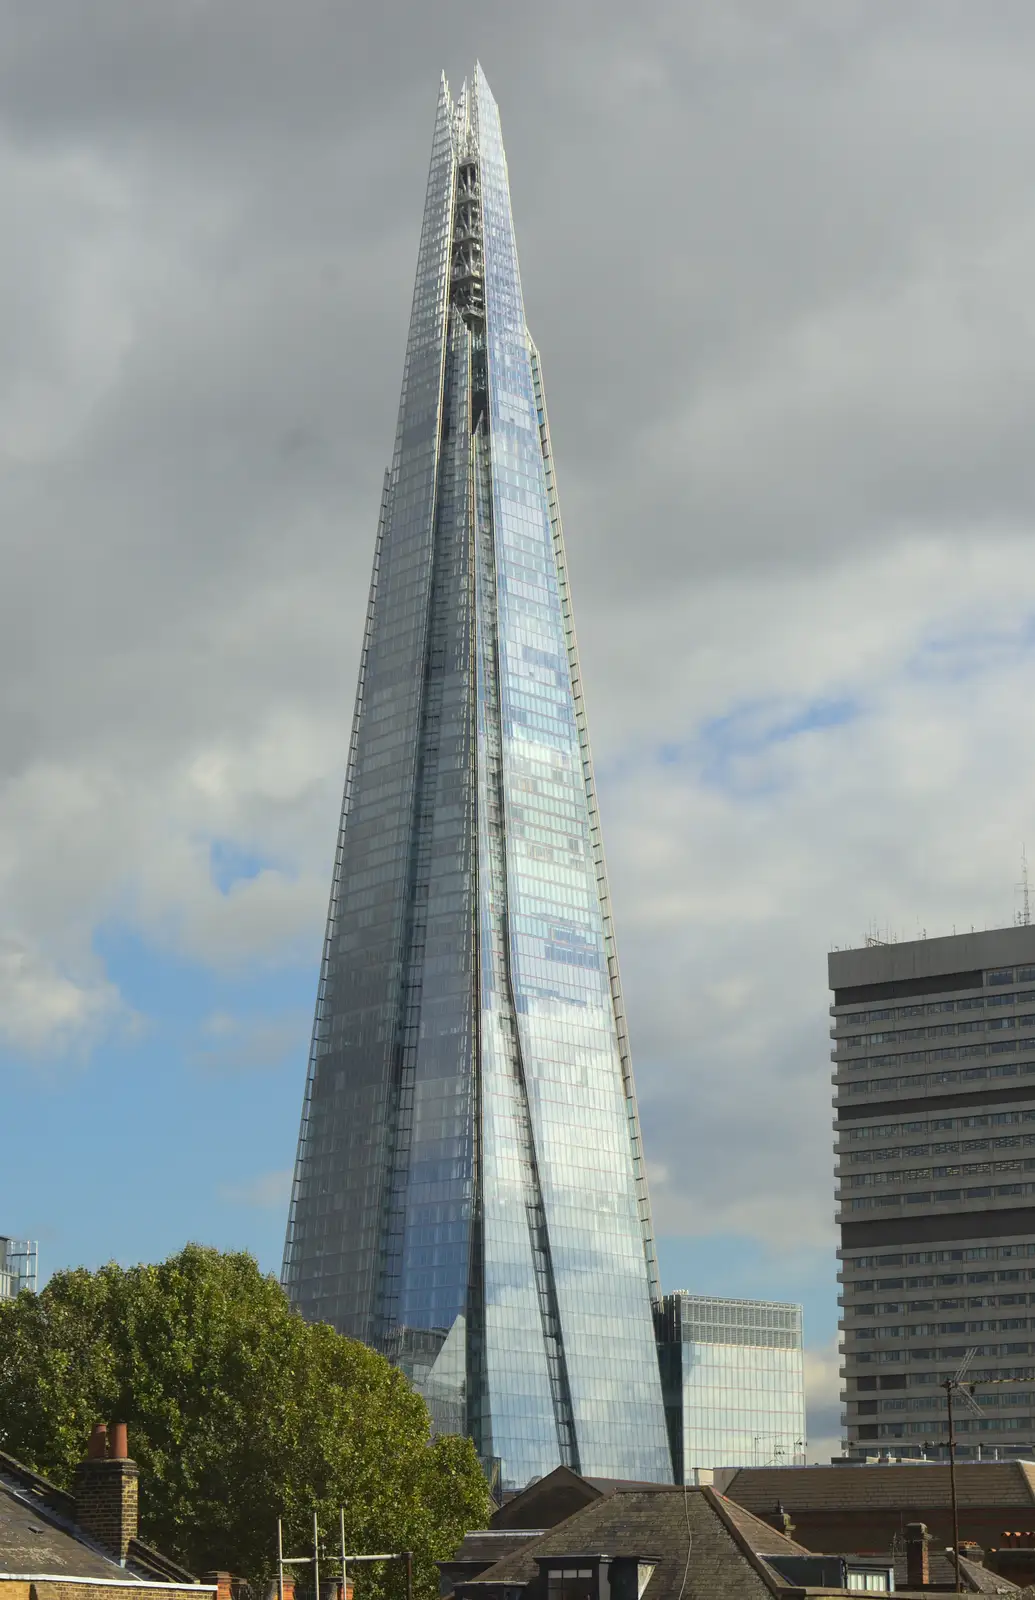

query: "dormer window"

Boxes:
[536, 1553, 658, 1600]
[546, 1568, 594, 1600]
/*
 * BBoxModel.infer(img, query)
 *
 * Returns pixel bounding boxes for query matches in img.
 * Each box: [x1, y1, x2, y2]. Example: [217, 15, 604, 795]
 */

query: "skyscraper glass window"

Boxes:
[656, 1294, 806, 1478]
[281, 66, 671, 1490]
[0, 1238, 37, 1301]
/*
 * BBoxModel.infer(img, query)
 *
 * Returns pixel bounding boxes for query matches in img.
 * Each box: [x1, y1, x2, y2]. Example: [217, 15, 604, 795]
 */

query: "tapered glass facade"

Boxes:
[282, 67, 670, 1489]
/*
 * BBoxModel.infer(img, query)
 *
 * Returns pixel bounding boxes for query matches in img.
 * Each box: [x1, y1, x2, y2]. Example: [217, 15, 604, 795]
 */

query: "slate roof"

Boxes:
[458, 1486, 808, 1600]
[491, 1467, 608, 1530]
[460, 1484, 1022, 1599]
[439, 1529, 547, 1599]
[724, 1463, 1035, 1513]
[581, 1480, 674, 1495]
[717, 1496, 810, 1558]
[0, 1449, 198, 1585]
[938, 1554, 1019, 1595]
[448, 1532, 546, 1566]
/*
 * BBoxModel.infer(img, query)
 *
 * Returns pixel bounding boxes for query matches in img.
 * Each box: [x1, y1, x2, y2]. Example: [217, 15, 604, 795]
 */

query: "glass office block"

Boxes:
[282, 67, 670, 1490]
[656, 1295, 807, 1478]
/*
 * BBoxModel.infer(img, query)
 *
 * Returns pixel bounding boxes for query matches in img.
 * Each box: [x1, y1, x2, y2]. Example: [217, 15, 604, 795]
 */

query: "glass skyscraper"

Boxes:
[656, 1294, 806, 1478]
[282, 66, 671, 1490]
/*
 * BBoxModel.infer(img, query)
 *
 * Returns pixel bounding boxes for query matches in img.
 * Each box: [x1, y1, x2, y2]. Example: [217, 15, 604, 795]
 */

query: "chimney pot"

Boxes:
[108, 1422, 128, 1461]
[87, 1424, 108, 1461]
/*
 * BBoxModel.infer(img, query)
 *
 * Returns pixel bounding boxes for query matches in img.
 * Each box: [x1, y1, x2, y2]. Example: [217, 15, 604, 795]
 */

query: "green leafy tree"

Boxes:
[0, 1245, 490, 1596]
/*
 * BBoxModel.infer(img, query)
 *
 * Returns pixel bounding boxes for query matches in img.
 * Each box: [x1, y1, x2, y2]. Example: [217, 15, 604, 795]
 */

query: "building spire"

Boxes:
[283, 67, 671, 1492]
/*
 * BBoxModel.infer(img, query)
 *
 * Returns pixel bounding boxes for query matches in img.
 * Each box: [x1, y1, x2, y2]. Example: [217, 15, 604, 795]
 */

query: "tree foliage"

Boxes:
[0, 1245, 490, 1595]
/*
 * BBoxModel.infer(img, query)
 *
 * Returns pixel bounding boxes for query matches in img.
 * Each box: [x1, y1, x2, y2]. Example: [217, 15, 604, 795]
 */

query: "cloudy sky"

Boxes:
[6, 0, 1035, 1462]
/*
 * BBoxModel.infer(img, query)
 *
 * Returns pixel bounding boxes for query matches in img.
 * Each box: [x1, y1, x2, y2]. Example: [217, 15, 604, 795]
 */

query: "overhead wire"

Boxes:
[675, 1480, 693, 1600]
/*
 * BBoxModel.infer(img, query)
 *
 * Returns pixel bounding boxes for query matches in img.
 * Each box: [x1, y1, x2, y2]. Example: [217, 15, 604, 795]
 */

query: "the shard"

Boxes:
[282, 66, 671, 1488]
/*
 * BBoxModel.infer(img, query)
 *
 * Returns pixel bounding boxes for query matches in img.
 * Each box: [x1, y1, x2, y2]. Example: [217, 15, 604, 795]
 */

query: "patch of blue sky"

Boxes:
[908, 611, 1035, 685]
[659, 694, 860, 796]
[93, 921, 317, 1021]
[209, 837, 281, 894]
[2, 922, 318, 1284]
[656, 1231, 838, 1349]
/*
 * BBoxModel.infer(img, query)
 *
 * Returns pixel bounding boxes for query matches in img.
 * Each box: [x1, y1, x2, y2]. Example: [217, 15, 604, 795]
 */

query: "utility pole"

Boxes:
[942, 1348, 983, 1597]
[943, 1377, 961, 1598]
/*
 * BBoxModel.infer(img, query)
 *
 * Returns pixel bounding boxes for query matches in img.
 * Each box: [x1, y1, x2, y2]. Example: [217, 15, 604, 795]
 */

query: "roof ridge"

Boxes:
[0, 1469, 95, 1548]
[706, 1487, 800, 1594]
[125, 1536, 197, 1585]
[0, 1450, 76, 1516]
[711, 1491, 809, 1554]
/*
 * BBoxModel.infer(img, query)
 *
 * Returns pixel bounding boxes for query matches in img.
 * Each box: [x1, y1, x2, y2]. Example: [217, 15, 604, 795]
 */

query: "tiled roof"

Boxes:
[449, 1531, 545, 1565]
[714, 1496, 809, 1557]
[581, 1480, 675, 1494]
[459, 1486, 807, 1600]
[491, 1467, 606, 1530]
[0, 1450, 197, 1585]
[950, 1555, 1020, 1595]
[0, 1468, 135, 1581]
[128, 1535, 200, 1585]
[458, 1483, 1026, 1599]
[724, 1464, 1035, 1512]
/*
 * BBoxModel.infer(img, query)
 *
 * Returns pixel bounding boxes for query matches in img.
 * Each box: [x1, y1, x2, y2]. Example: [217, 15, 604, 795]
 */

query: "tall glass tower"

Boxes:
[282, 66, 671, 1489]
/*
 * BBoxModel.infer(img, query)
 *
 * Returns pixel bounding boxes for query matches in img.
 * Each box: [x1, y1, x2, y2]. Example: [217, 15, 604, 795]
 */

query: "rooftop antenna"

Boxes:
[276, 1516, 413, 1600]
[1018, 847, 1031, 928]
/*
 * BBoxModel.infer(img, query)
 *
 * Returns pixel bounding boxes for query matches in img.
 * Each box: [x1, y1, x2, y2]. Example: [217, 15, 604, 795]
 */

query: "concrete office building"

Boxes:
[832, 926, 1035, 1459]
[656, 1293, 806, 1478]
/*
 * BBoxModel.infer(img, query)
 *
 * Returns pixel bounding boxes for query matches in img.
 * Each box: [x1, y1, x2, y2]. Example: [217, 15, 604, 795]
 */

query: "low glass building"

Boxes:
[656, 1292, 806, 1478]
[0, 1238, 37, 1301]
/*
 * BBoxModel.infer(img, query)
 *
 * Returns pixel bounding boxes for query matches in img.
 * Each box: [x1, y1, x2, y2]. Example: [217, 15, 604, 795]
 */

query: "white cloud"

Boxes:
[804, 1340, 844, 1464]
[599, 536, 1035, 1250]
[0, 935, 123, 1056]
[0, 717, 336, 998]
[191, 1011, 307, 1075]
[219, 1169, 293, 1210]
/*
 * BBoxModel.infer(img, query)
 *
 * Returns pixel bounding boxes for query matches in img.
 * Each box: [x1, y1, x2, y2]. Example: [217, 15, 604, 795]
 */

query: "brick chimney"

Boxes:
[905, 1522, 931, 1589]
[766, 1502, 796, 1539]
[202, 1574, 234, 1600]
[73, 1421, 139, 1565]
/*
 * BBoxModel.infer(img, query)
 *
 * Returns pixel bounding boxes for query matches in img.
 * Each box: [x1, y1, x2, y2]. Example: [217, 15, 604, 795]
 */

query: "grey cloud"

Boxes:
[600, 545, 1035, 1248]
[804, 1342, 843, 1463]
[7, 0, 1035, 770]
[4, 1, 1035, 1322]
